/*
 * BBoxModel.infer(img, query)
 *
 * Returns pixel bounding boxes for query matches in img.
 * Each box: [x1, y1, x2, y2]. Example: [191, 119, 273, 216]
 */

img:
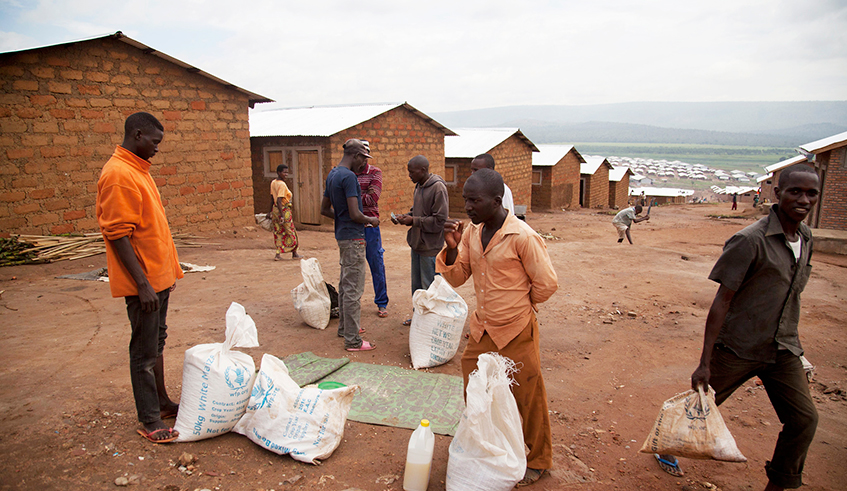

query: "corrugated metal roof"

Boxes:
[1, 31, 273, 106]
[580, 156, 612, 175]
[249, 102, 455, 138]
[765, 155, 807, 173]
[713, 185, 759, 195]
[532, 144, 584, 167]
[757, 173, 773, 183]
[608, 166, 633, 182]
[445, 128, 539, 158]
[629, 186, 695, 197]
[800, 130, 847, 154]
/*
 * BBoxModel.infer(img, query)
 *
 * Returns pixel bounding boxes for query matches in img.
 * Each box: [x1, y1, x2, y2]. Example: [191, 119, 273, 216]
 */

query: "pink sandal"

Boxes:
[346, 340, 376, 352]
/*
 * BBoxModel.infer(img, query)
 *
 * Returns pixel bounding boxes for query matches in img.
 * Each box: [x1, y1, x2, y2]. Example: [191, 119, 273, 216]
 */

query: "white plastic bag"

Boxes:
[409, 276, 468, 369]
[255, 213, 272, 231]
[233, 354, 358, 464]
[174, 302, 260, 442]
[640, 386, 747, 462]
[446, 353, 526, 491]
[291, 258, 331, 329]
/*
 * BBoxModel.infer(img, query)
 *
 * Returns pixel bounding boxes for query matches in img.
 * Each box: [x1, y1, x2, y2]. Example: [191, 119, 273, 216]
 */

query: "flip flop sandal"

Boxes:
[137, 427, 178, 444]
[346, 340, 376, 352]
[516, 468, 545, 487]
[402, 318, 412, 326]
[377, 308, 388, 318]
[654, 454, 684, 477]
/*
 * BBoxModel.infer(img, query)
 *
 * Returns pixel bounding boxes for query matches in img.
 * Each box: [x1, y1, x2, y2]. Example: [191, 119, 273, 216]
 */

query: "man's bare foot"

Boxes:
[292, 252, 303, 259]
[274, 254, 282, 261]
[139, 420, 178, 442]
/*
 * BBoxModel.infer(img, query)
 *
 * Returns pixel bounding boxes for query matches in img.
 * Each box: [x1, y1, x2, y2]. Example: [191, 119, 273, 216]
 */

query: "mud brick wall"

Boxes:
[447, 137, 534, 214]
[251, 106, 446, 226]
[609, 172, 630, 209]
[534, 149, 582, 211]
[489, 135, 533, 213]
[583, 165, 610, 209]
[0, 36, 255, 237]
[819, 147, 847, 231]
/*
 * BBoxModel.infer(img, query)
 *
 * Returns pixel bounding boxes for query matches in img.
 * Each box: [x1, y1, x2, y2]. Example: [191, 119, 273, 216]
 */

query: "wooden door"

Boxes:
[296, 150, 322, 225]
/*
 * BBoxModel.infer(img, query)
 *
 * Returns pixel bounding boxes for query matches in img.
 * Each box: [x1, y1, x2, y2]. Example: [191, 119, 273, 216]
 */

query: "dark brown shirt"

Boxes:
[709, 205, 813, 363]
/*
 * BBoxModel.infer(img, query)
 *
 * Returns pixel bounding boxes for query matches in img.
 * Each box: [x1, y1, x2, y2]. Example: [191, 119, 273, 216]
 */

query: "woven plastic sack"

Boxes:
[446, 353, 526, 491]
[255, 213, 272, 231]
[640, 385, 747, 462]
[291, 258, 331, 329]
[174, 302, 260, 442]
[233, 354, 358, 464]
[409, 276, 468, 369]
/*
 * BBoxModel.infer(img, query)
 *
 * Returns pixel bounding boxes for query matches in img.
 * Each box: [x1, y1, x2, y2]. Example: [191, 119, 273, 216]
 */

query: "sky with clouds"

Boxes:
[1, 0, 845, 113]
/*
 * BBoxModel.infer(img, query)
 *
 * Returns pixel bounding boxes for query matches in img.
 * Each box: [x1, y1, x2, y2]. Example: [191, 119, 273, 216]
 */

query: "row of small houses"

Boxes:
[2, 32, 846, 235]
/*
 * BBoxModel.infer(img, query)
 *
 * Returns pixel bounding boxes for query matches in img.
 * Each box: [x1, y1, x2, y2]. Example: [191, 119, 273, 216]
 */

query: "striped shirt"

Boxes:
[356, 163, 382, 218]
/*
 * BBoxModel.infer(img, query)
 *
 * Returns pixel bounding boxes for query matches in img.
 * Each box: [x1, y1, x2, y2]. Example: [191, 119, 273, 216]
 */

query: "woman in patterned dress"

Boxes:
[266, 164, 302, 260]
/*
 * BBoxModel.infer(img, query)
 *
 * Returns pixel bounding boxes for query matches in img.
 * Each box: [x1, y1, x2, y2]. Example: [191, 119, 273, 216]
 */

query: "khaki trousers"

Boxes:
[461, 313, 553, 470]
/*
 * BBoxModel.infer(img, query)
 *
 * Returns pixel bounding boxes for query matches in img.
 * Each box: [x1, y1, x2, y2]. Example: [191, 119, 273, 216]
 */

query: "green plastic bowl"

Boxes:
[318, 381, 347, 390]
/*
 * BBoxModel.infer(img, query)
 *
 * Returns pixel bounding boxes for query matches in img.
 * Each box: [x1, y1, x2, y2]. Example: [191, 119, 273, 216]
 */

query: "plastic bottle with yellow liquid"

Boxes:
[403, 419, 434, 491]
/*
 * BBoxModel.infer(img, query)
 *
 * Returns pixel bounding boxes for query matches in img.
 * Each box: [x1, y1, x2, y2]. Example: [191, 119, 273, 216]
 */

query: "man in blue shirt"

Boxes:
[321, 139, 380, 351]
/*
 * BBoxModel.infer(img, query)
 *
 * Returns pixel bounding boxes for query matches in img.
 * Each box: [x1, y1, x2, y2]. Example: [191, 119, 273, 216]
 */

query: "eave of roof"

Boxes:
[764, 155, 807, 174]
[608, 166, 633, 182]
[800, 130, 847, 154]
[532, 144, 586, 167]
[445, 127, 539, 158]
[580, 156, 613, 175]
[1, 31, 273, 106]
[249, 102, 456, 138]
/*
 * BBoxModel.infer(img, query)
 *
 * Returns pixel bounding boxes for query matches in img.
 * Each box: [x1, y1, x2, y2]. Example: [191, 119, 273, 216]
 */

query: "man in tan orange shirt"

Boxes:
[437, 168, 558, 486]
[97, 112, 184, 443]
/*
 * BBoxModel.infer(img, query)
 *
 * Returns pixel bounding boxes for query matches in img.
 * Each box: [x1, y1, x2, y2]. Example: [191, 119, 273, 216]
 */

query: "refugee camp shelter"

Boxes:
[762, 131, 847, 230]
[531, 145, 584, 211]
[444, 128, 538, 214]
[249, 102, 454, 226]
[760, 155, 806, 203]
[712, 185, 759, 203]
[579, 156, 613, 208]
[630, 186, 694, 205]
[0, 31, 272, 236]
[608, 166, 633, 209]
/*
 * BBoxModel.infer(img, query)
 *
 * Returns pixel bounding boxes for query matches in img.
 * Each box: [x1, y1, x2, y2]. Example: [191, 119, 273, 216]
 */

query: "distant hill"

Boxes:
[431, 101, 847, 146]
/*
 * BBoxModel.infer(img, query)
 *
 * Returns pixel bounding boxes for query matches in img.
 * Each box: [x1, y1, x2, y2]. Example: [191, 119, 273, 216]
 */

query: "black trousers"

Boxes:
[710, 346, 818, 489]
[125, 289, 170, 424]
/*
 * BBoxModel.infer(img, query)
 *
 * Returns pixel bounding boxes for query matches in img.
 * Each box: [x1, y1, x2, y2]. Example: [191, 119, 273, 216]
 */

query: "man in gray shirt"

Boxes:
[656, 164, 820, 491]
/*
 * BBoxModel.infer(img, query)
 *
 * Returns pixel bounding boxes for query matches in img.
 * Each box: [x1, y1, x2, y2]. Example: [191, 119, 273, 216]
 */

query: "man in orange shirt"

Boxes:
[97, 112, 184, 443]
[438, 168, 559, 486]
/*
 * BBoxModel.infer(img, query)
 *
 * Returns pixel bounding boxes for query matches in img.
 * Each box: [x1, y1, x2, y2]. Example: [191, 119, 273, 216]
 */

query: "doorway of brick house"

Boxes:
[294, 149, 322, 225]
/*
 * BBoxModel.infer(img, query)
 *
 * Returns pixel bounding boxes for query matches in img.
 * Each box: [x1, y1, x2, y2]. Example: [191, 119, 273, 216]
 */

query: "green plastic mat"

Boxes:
[283, 352, 464, 436]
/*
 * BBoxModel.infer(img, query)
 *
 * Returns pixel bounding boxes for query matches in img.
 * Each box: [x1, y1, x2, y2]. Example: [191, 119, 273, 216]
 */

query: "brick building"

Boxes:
[530, 144, 584, 211]
[444, 128, 538, 213]
[579, 156, 613, 209]
[760, 155, 805, 203]
[608, 166, 633, 209]
[249, 102, 454, 226]
[761, 131, 847, 231]
[0, 32, 271, 237]
[630, 187, 694, 205]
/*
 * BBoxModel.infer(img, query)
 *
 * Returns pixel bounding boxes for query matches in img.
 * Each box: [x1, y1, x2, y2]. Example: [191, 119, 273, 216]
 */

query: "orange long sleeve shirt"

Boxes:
[96, 145, 183, 298]
[436, 214, 559, 349]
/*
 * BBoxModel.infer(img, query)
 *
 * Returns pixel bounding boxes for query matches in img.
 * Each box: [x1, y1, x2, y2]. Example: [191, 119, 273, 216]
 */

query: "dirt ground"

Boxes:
[1, 203, 845, 491]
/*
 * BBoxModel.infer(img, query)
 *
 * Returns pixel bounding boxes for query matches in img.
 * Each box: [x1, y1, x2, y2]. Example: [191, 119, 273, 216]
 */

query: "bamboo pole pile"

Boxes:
[0, 233, 212, 266]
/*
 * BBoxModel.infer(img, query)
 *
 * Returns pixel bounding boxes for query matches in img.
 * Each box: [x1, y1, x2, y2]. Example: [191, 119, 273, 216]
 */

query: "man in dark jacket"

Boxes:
[392, 155, 449, 325]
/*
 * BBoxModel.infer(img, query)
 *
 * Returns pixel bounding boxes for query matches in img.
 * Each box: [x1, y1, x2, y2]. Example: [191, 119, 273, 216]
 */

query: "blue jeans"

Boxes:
[337, 239, 367, 349]
[125, 289, 170, 424]
[411, 250, 437, 294]
[364, 226, 389, 309]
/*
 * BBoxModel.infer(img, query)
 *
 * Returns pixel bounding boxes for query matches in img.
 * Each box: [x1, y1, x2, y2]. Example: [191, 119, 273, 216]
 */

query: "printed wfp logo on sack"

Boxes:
[248, 372, 278, 411]
[684, 394, 711, 421]
[225, 366, 250, 390]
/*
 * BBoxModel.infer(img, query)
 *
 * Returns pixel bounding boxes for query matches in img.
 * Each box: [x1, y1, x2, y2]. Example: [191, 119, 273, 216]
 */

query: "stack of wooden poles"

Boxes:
[0, 233, 209, 266]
